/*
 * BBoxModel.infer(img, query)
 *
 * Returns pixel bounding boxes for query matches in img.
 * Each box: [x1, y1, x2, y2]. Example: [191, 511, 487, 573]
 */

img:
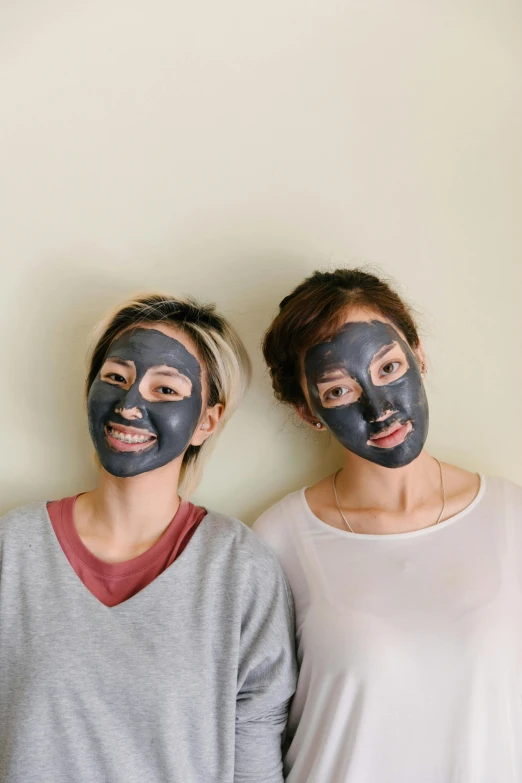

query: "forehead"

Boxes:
[332, 319, 403, 349]
[107, 326, 201, 378]
[305, 320, 407, 373]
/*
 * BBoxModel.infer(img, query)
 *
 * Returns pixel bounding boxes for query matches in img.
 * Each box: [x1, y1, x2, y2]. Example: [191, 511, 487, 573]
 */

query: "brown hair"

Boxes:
[263, 267, 420, 409]
[86, 293, 251, 496]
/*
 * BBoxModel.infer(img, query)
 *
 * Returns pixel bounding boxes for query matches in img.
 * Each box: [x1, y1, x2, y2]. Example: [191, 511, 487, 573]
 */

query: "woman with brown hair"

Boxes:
[254, 268, 522, 783]
[0, 294, 296, 783]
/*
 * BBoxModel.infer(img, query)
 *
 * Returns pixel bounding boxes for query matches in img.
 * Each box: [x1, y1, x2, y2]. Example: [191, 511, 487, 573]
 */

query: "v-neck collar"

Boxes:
[57, 494, 193, 576]
[44, 499, 209, 611]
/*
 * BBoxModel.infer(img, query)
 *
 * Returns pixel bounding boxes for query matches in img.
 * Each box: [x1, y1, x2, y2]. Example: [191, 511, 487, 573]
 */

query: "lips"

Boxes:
[368, 420, 412, 449]
[104, 422, 157, 453]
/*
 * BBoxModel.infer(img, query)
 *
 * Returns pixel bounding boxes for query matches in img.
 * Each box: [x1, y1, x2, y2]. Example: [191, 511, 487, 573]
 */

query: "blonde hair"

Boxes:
[86, 293, 251, 496]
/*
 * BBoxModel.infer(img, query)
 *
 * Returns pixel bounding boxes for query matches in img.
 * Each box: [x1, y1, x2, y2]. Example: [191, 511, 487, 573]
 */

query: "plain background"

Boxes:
[1, 0, 520, 524]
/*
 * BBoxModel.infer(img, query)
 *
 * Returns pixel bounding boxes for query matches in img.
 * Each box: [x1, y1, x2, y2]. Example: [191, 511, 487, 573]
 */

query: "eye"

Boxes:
[153, 385, 184, 399]
[380, 361, 400, 376]
[104, 372, 127, 384]
[324, 386, 350, 401]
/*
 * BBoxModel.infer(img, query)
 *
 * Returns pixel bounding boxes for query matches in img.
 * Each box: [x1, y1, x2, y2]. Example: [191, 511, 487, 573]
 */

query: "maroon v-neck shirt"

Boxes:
[47, 495, 206, 607]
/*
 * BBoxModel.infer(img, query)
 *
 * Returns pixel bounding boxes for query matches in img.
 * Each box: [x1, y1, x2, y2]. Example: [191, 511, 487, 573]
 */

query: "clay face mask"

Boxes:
[87, 328, 203, 478]
[305, 320, 429, 468]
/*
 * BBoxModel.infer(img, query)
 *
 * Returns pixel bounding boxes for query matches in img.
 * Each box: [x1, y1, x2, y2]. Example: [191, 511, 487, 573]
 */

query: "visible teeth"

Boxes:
[108, 427, 153, 444]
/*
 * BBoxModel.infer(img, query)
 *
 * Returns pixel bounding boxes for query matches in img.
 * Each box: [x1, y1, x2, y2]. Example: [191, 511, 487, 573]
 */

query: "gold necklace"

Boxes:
[332, 459, 446, 534]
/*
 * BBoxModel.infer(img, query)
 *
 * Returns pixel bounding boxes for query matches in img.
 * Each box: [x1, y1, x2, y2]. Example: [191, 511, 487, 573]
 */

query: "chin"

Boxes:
[347, 436, 425, 469]
[100, 457, 155, 479]
[374, 440, 425, 469]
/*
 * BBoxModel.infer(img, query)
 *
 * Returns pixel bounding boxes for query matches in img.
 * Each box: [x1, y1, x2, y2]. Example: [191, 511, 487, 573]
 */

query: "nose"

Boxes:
[360, 385, 396, 423]
[116, 405, 143, 421]
[115, 384, 144, 420]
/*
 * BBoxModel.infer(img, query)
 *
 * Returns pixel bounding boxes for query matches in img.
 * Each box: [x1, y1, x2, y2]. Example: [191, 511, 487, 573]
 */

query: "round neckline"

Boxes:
[299, 473, 486, 540]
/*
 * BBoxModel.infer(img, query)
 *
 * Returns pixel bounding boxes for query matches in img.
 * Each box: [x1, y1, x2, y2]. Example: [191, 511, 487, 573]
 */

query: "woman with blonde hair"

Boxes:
[0, 293, 296, 783]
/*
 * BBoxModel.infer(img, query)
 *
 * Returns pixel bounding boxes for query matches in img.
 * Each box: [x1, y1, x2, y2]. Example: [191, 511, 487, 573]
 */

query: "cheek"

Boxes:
[322, 404, 367, 434]
[88, 383, 121, 418]
[150, 400, 200, 435]
[340, 407, 366, 431]
[390, 375, 421, 406]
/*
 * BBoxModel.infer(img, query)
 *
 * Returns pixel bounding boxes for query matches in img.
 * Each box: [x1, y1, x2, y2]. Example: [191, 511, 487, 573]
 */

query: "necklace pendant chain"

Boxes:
[332, 459, 446, 535]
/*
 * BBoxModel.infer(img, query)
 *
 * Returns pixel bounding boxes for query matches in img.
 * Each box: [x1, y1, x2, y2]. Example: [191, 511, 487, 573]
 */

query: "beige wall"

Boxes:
[1, 0, 520, 523]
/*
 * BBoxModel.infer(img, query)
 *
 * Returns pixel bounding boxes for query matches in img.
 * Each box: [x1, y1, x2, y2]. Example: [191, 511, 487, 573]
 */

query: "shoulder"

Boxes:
[437, 465, 522, 520]
[490, 475, 522, 507]
[471, 475, 522, 523]
[201, 508, 289, 582]
[252, 490, 303, 553]
[201, 509, 295, 622]
[479, 477, 522, 552]
[0, 502, 48, 543]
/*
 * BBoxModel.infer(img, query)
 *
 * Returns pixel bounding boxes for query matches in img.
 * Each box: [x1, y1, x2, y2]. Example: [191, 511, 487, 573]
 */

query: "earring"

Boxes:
[315, 422, 322, 429]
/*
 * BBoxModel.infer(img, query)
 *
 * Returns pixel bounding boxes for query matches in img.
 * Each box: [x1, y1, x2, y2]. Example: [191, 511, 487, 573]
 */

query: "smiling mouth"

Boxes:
[367, 420, 412, 449]
[105, 423, 157, 452]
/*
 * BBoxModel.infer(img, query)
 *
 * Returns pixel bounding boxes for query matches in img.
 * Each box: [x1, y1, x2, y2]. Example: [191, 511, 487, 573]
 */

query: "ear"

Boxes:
[295, 401, 326, 432]
[190, 403, 225, 447]
[413, 339, 428, 378]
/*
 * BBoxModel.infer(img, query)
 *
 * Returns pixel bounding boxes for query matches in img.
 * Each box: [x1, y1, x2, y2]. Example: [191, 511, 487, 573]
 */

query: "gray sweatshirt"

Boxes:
[0, 503, 296, 783]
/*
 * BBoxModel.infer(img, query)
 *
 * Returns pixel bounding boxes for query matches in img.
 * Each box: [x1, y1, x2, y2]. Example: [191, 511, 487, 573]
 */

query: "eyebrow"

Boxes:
[315, 369, 352, 384]
[371, 342, 397, 362]
[105, 357, 134, 368]
[150, 367, 190, 380]
[149, 367, 193, 392]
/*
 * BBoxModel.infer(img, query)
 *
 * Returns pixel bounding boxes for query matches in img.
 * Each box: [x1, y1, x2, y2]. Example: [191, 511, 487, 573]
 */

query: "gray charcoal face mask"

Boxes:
[305, 320, 429, 468]
[87, 328, 203, 478]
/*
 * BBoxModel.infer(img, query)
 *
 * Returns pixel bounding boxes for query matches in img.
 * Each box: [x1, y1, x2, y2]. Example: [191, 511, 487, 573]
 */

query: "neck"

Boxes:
[78, 459, 184, 546]
[337, 449, 440, 515]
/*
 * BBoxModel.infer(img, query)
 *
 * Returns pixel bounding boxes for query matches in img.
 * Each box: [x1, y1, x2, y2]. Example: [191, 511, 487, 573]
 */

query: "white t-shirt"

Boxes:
[253, 475, 522, 783]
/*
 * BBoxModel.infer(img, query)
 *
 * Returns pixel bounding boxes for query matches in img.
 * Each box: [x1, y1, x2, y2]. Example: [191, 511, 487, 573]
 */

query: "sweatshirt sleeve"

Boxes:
[234, 546, 297, 783]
